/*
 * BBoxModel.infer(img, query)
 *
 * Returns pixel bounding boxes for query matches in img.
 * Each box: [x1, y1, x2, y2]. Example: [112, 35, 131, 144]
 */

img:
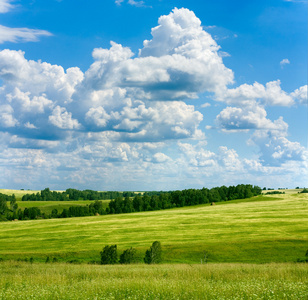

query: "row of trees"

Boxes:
[1, 200, 106, 221]
[107, 184, 262, 214]
[1, 184, 262, 221]
[21, 188, 137, 201]
[100, 241, 162, 265]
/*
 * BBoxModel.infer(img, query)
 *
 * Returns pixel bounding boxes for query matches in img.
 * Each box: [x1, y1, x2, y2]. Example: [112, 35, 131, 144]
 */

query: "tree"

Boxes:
[144, 241, 162, 264]
[100, 245, 118, 264]
[119, 247, 136, 264]
[0, 198, 8, 215]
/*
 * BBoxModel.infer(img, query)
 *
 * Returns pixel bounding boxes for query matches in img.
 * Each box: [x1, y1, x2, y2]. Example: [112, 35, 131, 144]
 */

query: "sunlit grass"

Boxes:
[0, 192, 307, 263]
[0, 261, 307, 299]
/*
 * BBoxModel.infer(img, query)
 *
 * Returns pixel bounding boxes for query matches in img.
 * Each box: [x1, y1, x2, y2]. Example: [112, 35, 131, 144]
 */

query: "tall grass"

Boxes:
[0, 261, 307, 299]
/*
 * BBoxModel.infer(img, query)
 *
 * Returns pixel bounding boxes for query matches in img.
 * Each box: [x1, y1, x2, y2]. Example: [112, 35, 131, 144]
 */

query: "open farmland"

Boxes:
[0, 192, 307, 264]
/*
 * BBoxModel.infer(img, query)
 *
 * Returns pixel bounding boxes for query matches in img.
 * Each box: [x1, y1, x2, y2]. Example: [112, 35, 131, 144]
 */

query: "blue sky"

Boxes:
[0, 0, 307, 191]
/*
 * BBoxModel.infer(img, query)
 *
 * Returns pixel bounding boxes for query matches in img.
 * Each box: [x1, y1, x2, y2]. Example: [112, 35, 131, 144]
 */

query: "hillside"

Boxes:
[0, 192, 307, 264]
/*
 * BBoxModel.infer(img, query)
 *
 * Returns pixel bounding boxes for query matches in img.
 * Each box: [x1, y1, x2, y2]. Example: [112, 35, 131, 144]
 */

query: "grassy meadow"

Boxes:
[0, 261, 307, 299]
[0, 192, 307, 263]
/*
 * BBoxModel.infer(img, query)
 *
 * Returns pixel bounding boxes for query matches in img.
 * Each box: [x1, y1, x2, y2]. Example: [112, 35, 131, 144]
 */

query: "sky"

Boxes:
[0, 0, 307, 191]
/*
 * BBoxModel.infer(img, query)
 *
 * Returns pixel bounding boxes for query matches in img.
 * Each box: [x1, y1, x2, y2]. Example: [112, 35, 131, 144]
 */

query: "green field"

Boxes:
[0, 261, 307, 299]
[0, 192, 307, 264]
[16, 200, 110, 215]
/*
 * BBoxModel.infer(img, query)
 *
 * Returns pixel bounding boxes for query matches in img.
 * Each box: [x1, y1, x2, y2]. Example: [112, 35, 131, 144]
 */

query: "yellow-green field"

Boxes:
[0, 192, 307, 264]
[16, 200, 110, 215]
[0, 261, 307, 299]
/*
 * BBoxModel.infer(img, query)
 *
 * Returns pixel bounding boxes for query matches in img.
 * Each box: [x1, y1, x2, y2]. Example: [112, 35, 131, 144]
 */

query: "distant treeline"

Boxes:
[1, 184, 261, 221]
[21, 188, 137, 201]
[107, 184, 262, 214]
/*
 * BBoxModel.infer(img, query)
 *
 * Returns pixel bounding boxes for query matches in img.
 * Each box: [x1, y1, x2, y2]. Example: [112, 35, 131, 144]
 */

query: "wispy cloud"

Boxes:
[0, 25, 52, 43]
[280, 58, 290, 68]
[0, 0, 14, 13]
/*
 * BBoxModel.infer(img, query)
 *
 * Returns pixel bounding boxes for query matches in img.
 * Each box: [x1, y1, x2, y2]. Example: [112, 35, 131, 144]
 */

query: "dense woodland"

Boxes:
[0, 184, 262, 221]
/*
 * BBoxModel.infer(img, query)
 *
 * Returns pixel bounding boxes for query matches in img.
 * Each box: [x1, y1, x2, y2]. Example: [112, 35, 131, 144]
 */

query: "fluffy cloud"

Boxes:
[215, 103, 288, 132]
[216, 80, 294, 106]
[0, 7, 306, 190]
[291, 85, 307, 105]
[249, 130, 308, 166]
[83, 8, 233, 101]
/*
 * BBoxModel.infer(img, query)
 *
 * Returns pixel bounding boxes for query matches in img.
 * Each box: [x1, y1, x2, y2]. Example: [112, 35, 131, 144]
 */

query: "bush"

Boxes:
[144, 241, 162, 264]
[119, 247, 136, 264]
[100, 245, 118, 264]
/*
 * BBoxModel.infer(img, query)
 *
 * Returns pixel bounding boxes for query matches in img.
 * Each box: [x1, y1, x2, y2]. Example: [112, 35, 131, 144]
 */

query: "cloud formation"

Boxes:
[0, 7, 306, 190]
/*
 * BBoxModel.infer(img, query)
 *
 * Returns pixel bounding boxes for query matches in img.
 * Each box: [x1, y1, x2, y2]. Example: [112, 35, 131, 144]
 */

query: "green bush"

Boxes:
[119, 247, 136, 264]
[144, 241, 162, 264]
[100, 245, 118, 264]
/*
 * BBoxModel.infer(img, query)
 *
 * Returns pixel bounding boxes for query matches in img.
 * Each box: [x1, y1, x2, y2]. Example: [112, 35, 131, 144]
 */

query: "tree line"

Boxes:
[0, 184, 261, 221]
[21, 188, 137, 201]
[107, 184, 262, 214]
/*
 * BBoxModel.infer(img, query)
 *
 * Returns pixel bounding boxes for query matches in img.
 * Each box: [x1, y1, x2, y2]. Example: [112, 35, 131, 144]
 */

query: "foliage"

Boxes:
[300, 188, 308, 194]
[100, 245, 118, 264]
[144, 241, 162, 264]
[119, 247, 137, 264]
[107, 184, 262, 216]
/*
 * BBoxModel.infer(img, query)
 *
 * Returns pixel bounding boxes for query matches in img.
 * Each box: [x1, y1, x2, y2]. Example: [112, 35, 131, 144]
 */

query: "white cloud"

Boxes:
[48, 106, 81, 130]
[0, 25, 52, 44]
[291, 85, 307, 105]
[0, 0, 13, 13]
[0, 104, 18, 127]
[250, 130, 308, 166]
[280, 58, 290, 68]
[216, 80, 294, 107]
[0, 7, 306, 190]
[178, 141, 216, 167]
[215, 103, 288, 132]
[84, 8, 233, 102]
[152, 152, 171, 163]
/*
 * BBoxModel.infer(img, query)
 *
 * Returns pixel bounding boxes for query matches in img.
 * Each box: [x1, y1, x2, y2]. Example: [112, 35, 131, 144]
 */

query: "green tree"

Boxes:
[119, 247, 136, 264]
[100, 245, 118, 264]
[10, 196, 18, 212]
[0, 198, 8, 215]
[144, 241, 162, 264]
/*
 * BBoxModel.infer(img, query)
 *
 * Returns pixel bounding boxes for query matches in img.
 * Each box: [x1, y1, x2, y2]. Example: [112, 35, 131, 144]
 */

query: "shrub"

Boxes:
[100, 245, 118, 264]
[144, 241, 162, 264]
[119, 247, 136, 264]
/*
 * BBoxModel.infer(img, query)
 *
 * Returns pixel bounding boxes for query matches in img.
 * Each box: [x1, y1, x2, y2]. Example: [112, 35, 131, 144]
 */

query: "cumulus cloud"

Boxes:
[216, 80, 294, 107]
[83, 8, 233, 102]
[0, 25, 52, 44]
[249, 129, 308, 166]
[49, 106, 81, 130]
[0, 7, 306, 190]
[178, 141, 216, 167]
[215, 103, 288, 132]
[291, 85, 307, 105]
